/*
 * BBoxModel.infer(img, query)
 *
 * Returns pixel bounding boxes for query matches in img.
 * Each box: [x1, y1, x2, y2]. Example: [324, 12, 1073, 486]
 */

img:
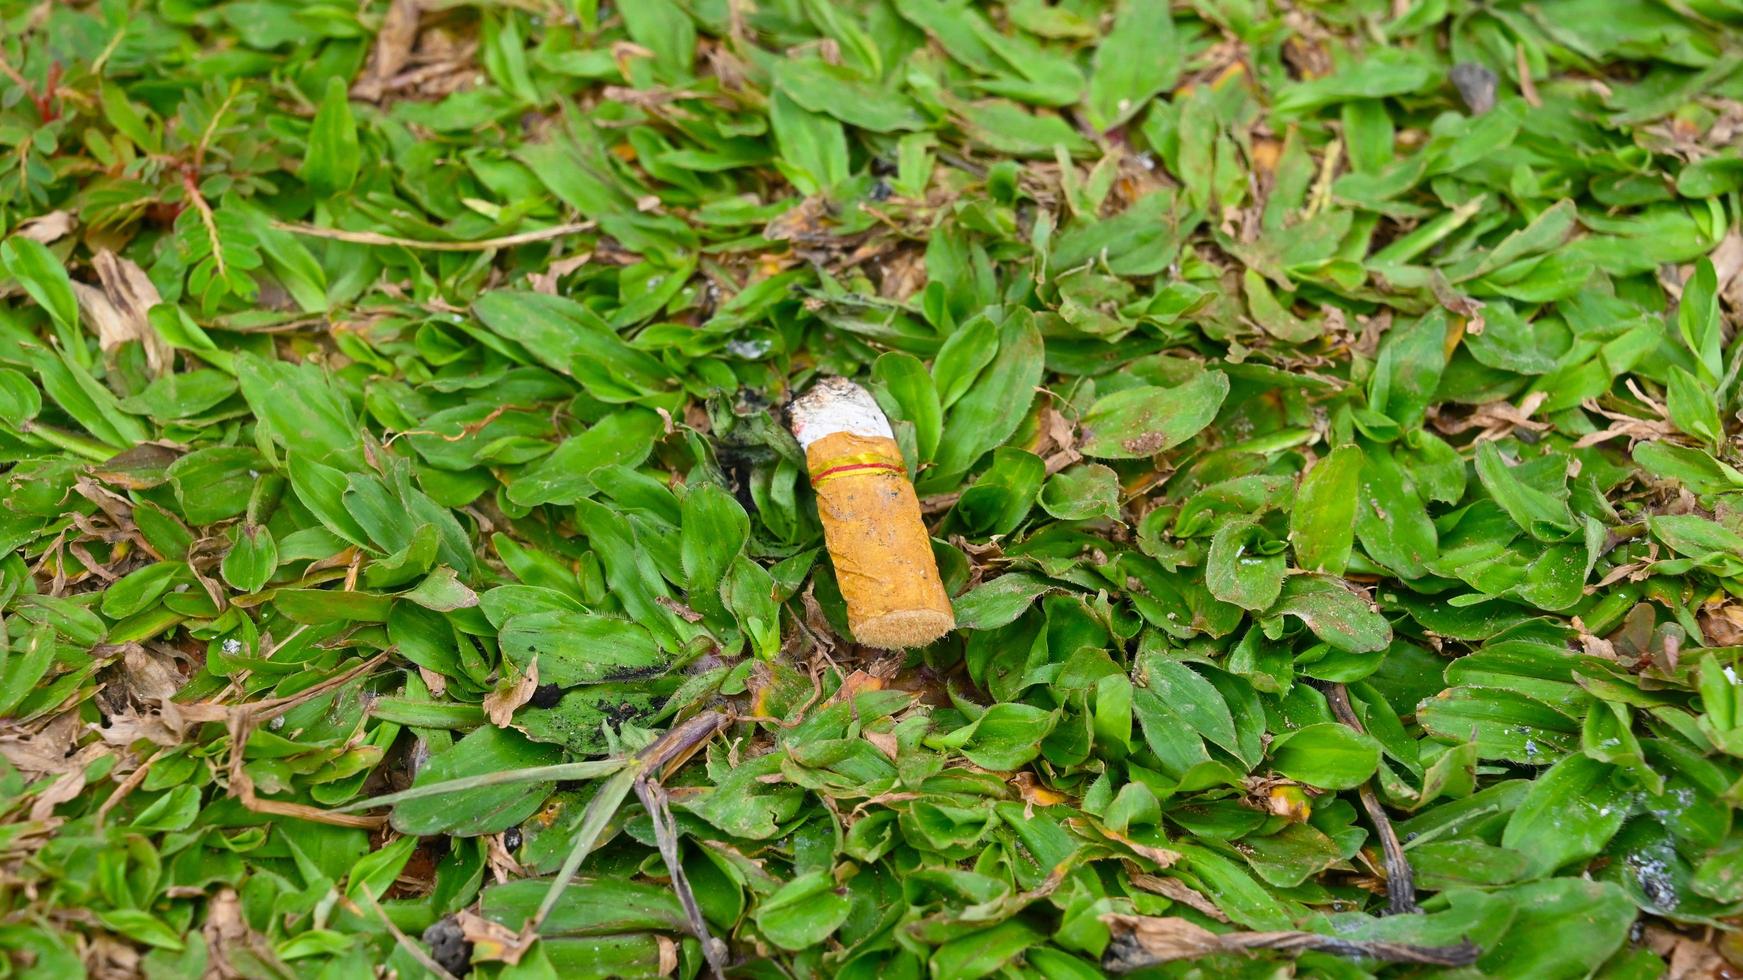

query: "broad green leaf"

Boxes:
[954, 99, 1094, 158]
[1274, 48, 1438, 115]
[1079, 371, 1229, 460]
[774, 58, 925, 133]
[872, 352, 943, 464]
[470, 292, 675, 402]
[1476, 879, 1636, 977]
[1140, 654, 1241, 763]
[954, 573, 1058, 630]
[0, 625, 56, 718]
[301, 77, 359, 195]
[390, 726, 563, 836]
[724, 555, 781, 659]
[1085, 0, 1179, 130]
[953, 448, 1045, 535]
[680, 481, 750, 599]
[509, 409, 664, 507]
[755, 871, 852, 950]
[1291, 445, 1362, 574]
[1267, 575, 1392, 653]
[1037, 463, 1119, 522]
[1418, 686, 1581, 764]
[954, 702, 1058, 770]
[1206, 519, 1286, 610]
[1268, 723, 1381, 790]
[1, 238, 81, 354]
[1501, 755, 1629, 875]
[771, 90, 849, 194]
[501, 606, 669, 683]
[95, 910, 183, 951]
[1475, 442, 1576, 542]
[483, 878, 689, 935]
[1677, 258, 1723, 382]
[931, 314, 1000, 411]
[617, 0, 694, 78]
[130, 784, 201, 833]
[235, 353, 360, 466]
[926, 309, 1045, 488]
[1665, 365, 1722, 446]
[1651, 514, 1743, 564]
[1633, 441, 1743, 495]
[0, 367, 42, 422]
[220, 523, 278, 593]
[930, 920, 1042, 978]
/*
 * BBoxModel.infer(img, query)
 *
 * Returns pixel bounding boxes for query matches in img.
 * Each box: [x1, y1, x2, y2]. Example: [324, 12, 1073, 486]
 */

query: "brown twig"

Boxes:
[358, 888, 463, 980]
[97, 747, 166, 823]
[1323, 682, 1417, 915]
[385, 403, 521, 446]
[224, 653, 393, 829]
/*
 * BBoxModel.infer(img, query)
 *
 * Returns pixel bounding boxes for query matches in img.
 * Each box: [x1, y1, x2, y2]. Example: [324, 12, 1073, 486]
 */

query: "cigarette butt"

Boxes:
[790, 378, 954, 649]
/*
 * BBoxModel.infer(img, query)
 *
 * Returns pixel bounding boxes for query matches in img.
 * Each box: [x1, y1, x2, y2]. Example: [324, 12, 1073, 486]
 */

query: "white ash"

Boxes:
[788, 377, 893, 450]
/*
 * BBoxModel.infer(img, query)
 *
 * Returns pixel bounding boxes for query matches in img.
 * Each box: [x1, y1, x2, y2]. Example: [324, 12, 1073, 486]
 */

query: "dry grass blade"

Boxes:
[637, 779, 729, 979]
[272, 220, 594, 252]
[1100, 915, 1482, 971]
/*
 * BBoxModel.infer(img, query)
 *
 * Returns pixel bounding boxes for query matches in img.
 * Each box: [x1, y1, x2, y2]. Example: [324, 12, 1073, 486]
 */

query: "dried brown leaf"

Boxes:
[1127, 869, 1230, 922]
[863, 729, 900, 762]
[16, 210, 74, 244]
[29, 768, 88, 822]
[71, 250, 172, 375]
[1710, 230, 1743, 309]
[1068, 818, 1181, 868]
[485, 831, 526, 883]
[354, 0, 421, 101]
[528, 251, 591, 294]
[483, 657, 537, 727]
[0, 711, 82, 774]
[1701, 603, 1743, 648]
[1011, 771, 1070, 812]
[1431, 392, 1549, 443]
[202, 888, 250, 980]
[763, 197, 831, 244]
[84, 933, 142, 980]
[1644, 924, 1730, 980]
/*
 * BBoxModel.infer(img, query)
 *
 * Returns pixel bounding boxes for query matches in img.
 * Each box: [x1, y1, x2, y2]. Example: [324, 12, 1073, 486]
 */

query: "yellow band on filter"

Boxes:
[808, 450, 907, 487]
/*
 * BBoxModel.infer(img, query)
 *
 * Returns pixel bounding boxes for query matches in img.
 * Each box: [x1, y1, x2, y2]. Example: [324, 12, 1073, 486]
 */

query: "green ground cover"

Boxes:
[3, 0, 1743, 976]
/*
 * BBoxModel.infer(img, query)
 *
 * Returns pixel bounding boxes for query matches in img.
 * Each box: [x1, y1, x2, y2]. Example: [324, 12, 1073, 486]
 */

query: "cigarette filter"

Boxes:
[790, 378, 954, 649]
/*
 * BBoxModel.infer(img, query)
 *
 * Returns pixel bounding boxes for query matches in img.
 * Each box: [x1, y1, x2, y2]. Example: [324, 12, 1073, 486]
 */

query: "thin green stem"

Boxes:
[329, 758, 627, 813]
[18, 422, 119, 461]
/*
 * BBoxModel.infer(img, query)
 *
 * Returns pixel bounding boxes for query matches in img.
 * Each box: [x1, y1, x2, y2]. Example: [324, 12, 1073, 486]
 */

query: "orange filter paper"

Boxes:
[805, 429, 954, 649]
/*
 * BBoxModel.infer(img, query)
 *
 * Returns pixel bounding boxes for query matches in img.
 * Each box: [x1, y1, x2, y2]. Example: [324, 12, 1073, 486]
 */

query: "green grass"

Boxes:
[3, 0, 1743, 977]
